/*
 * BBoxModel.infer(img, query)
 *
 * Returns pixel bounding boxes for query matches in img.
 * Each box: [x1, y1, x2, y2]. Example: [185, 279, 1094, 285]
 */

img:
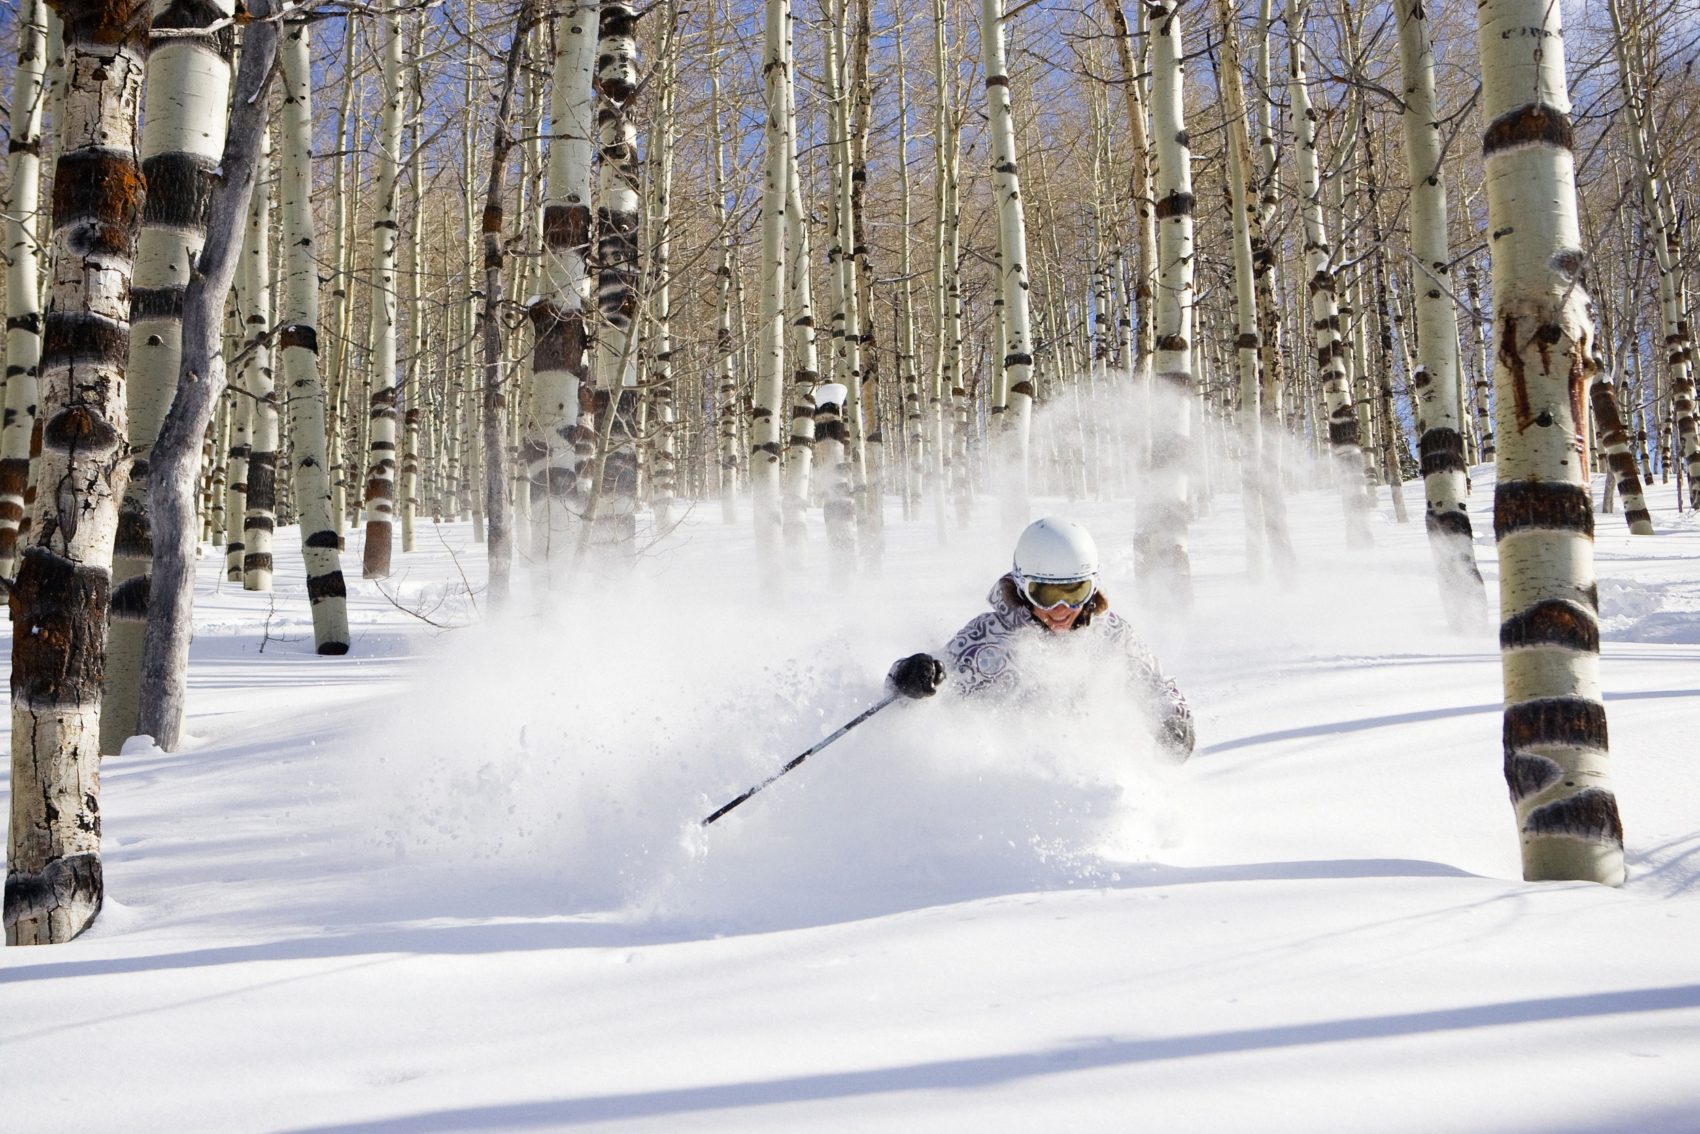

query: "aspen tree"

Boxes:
[1101, 0, 1156, 371]
[1213, 0, 1266, 577]
[100, 0, 236, 754]
[750, 0, 790, 567]
[981, 0, 1034, 529]
[400, 37, 425, 555]
[705, 8, 741, 524]
[1288, 0, 1371, 546]
[1479, 0, 1624, 885]
[1393, 0, 1489, 622]
[361, 1, 407, 577]
[138, 0, 279, 756]
[821, 14, 859, 567]
[781, 6, 818, 543]
[893, 12, 924, 520]
[278, 11, 350, 653]
[0, 0, 50, 576]
[477, 0, 537, 605]
[6, 0, 148, 945]
[1136, 0, 1196, 606]
[646, 24, 678, 529]
[527, 0, 598, 573]
[224, 317, 250, 580]
[592, 0, 642, 549]
[326, 25, 361, 534]
[931, 0, 963, 533]
[240, 133, 278, 593]
[1606, 0, 1698, 507]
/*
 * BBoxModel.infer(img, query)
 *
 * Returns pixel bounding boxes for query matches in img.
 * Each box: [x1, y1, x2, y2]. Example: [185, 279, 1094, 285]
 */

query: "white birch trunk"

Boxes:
[6, 0, 148, 945]
[981, 0, 1033, 530]
[590, 1, 641, 551]
[1136, 0, 1195, 606]
[278, 14, 349, 653]
[1289, 0, 1371, 547]
[361, 2, 408, 578]
[526, 0, 597, 577]
[1479, 0, 1624, 885]
[751, 0, 790, 568]
[1395, 0, 1489, 622]
[100, 0, 235, 755]
[240, 131, 277, 593]
[0, 0, 50, 576]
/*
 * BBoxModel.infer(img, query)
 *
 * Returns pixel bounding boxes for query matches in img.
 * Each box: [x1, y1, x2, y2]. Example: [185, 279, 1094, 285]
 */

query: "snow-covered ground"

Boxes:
[4, 459, 1698, 1132]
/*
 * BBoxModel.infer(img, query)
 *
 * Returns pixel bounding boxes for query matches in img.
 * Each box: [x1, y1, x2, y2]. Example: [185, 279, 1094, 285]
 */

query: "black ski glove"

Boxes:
[887, 653, 946, 699]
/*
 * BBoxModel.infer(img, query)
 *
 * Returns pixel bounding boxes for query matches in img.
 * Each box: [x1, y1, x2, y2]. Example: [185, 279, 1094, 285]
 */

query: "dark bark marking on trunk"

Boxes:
[1499, 598, 1599, 652]
[9, 546, 111, 706]
[1524, 788, 1623, 846]
[1503, 697, 1608, 755]
[1494, 480, 1592, 539]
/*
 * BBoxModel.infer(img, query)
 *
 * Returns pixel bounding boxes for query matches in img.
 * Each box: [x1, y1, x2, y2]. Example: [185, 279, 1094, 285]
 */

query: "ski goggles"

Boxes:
[1019, 576, 1096, 609]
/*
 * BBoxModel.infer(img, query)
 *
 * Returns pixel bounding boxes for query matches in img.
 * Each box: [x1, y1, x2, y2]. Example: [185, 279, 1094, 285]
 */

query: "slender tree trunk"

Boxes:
[1213, 0, 1267, 579]
[1605, 0, 1698, 508]
[1479, 0, 1624, 885]
[981, 0, 1033, 531]
[479, 0, 536, 606]
[277, 13, 349, 653]
[750, 0, 790, 569]
[361, 1, 408, 578]
[1102, 0, 1156, 372]
[1289, 0, 1371, 546]
[1136, 0, 1196, 607]
[0, 0, 50, 577]
[781, 9, 818, 545]
[240, 132, 278, 593]
[705, 14, 741, 525]
[1394, 0, 1488, 625]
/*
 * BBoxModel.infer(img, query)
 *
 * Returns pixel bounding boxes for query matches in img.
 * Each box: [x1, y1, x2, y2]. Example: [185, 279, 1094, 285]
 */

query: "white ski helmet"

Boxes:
[1012, 516, 1099, 583]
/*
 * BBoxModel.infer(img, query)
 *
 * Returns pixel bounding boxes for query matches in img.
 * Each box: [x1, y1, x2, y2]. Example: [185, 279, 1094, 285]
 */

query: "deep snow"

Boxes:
[3, 457, 1698, 1132]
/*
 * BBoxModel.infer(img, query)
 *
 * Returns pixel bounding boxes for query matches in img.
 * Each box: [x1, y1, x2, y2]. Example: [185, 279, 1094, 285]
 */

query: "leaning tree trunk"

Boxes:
[278, 12, 349, 653]
[100, 0, 236, 755]
[1136, 0, 1196, 608]
[137, 0, 278, 755]
[1479, 0, 1625, 886]
[1395, 0, 1488, 626]
[0, 0, 50, 577]
[361, 0, 408, 579]
[5, 0, 149, 947]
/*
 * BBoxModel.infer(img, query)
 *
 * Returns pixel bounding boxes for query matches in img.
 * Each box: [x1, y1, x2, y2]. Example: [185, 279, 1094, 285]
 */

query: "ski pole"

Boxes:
[701, 693, 899, 826]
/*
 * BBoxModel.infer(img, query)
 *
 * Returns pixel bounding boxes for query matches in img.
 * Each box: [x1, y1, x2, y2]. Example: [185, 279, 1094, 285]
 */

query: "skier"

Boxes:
[885, 516, 1195, 759]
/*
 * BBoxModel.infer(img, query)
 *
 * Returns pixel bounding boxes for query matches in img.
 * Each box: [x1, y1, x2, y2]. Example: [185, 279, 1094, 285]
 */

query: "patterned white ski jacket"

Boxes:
[941, 574, 1195, 757]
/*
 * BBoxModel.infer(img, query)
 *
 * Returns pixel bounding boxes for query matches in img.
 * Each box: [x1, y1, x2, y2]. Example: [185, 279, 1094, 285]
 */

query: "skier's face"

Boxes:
[1031, 602, 1084, 634]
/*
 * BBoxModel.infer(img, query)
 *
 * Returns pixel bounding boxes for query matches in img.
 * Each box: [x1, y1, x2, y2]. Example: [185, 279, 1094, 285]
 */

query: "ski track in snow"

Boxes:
[3, 460, 1699, 1132]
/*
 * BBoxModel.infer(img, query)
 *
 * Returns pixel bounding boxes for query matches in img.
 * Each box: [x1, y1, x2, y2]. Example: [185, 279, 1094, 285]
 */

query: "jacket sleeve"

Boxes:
[1126, 639, 1195, 759]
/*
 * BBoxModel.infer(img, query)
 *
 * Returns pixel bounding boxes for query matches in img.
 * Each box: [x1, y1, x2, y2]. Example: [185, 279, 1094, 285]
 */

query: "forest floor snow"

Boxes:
[3, 466, 1699, 1132]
